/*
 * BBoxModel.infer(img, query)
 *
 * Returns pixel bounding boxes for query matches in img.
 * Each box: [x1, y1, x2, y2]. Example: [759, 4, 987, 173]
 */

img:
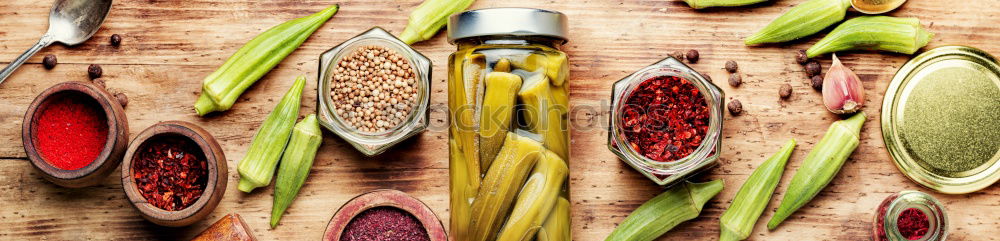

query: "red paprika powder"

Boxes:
[34, 93, 109, 170]
[132, 136, 207, 211]
[341, 207, 429, 241]
[620, 75, 710, 162]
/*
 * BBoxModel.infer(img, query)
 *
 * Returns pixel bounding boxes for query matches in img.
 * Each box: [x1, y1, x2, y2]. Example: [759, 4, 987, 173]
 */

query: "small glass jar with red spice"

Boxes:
[872, 190, 948, 241]
[608, 56, 724, 186]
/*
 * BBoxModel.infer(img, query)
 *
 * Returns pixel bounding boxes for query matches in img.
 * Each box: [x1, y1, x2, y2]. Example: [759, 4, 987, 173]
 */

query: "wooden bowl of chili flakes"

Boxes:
[120, 121, 227, 227]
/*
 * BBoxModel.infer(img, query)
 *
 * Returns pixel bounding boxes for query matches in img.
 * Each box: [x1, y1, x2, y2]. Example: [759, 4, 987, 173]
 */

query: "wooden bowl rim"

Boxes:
[120, 121, 227, 225]
[322, 189, 447, 241]
[22, 81, 127, 181]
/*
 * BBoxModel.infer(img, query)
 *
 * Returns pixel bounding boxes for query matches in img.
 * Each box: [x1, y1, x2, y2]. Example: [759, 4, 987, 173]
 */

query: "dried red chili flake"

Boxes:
[621, 75, 710, 162]
[341, 207, 429, 241]
[896, 208, 930, 240]
[132, 136, 208, 211]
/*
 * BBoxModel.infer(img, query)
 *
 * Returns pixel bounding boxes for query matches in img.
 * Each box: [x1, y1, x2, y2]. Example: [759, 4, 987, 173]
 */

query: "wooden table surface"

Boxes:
[1, 0, 998, 240]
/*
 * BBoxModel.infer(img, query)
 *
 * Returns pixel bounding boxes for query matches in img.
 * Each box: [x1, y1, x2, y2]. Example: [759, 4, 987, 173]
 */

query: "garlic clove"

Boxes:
[822, 54, 865, 114]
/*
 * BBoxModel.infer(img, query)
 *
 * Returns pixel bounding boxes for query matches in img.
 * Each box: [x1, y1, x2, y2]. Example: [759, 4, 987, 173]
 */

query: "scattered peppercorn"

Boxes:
[725, 60, 738, 73]
[805, 61, 821, 77]
[114, 92, 129, 107]
[702, 74, 712, 83]
[92, 78, 106, 89]
[728, 73, 742, 87]
[88, 64, 102, 79]
[795, 49, 809, 65]
[686, 49, 700, 63]
[110, 34, 122, 47]
[728, 99, 743, 115]
[670, 51, 685, 61]
[811, 75, 824, 91]
[43, 55, 57, 69]
[331, 45, 418, 133]
[779, 84, 793, 99]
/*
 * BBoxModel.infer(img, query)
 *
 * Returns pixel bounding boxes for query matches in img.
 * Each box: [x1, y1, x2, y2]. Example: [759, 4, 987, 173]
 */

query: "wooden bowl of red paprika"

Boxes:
[120, 121, 227, 227]
[22, 81, 129, 188]
[323, 189, 447, 241]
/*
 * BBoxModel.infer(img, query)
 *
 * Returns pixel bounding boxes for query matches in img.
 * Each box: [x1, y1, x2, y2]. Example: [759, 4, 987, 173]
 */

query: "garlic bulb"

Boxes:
[822, 54, 865, 114]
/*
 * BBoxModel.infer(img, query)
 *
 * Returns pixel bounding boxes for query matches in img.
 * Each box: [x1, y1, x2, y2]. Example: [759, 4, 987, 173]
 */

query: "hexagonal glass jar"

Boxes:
[608, 56, 724, 186]
[317, 27, 431, 156]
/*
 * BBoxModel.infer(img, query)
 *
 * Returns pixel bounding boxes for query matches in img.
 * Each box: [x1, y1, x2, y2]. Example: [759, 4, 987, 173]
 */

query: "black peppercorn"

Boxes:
[88, 64, 102, 79]
[811, 75, 824, 91]
[779, 84, 792, 99]
[725, 60, 738, 73]
[728, 99, 743, 115]
[42, 55, 57, 69]
[805, 61, 821, 77]
[728, 73, 742, 87]
[110, 34, 122, 47]
[702, 74, 713, 83]
[686, 49, 700, 63]
[795, 49, 809, 65]
[114, 92, 128, 107]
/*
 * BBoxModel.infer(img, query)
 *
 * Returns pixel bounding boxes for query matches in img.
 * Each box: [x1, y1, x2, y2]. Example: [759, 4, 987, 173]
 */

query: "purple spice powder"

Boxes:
[341, 207, 430, 241]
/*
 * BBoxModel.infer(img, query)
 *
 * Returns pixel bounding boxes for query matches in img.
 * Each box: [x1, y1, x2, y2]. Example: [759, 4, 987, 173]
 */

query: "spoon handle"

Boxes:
[0, 34, 54, 86]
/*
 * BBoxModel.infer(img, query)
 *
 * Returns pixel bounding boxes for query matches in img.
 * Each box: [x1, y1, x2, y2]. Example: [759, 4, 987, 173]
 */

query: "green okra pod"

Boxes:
[806, 16, 934, 57]
[497, 151, 568, 241]
[719, 139, 797, 241]
[605, 180, 724, 241]
[270, 114, 323, 228]
[399, 0, 476, 45]
[745, 0, 851, 45]
[195, 5, 338, 115]
[237, 76, 307, 193]
[768, 112, 866, 229]
[537, 197, 571, 241]
[683, 0, 769, 9]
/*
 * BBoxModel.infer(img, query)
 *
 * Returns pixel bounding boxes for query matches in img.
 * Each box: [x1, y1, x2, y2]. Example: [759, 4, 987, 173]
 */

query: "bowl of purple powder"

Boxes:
[323, 189, 446, 241]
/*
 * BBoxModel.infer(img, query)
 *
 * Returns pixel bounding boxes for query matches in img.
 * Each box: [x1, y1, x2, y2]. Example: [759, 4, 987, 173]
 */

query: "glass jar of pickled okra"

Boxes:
[318, 27, 432, 156]
[871, 191, 948, 241]
[608, 57, 724, 186]
[446, 8, 571, 241]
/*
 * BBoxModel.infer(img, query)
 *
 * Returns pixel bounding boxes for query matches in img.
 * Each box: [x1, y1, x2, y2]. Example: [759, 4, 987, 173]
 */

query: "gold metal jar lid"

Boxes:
[882, 46, 1000, 194]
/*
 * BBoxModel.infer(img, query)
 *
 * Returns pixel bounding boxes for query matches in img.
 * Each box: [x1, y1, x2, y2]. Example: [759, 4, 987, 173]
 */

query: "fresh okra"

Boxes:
[469, 132, 544, 241]
[479, 72, 523, 171]
[194, 5, 337, 115]
[270, 114, 323, 228]
[806, 16, 934, 57]
[237, 76, 306, 193]
[537, 197, 571, 241]
[719, 139, 797, 241]
[518, 74, 569, 160]
[744, 0, 851, 45]
[497, 151, 568, 241]
[399, 0, 476, 45]
[683, 0, 769, 9]
[768, 112, 866, 229]
[606, 180, 725, 241]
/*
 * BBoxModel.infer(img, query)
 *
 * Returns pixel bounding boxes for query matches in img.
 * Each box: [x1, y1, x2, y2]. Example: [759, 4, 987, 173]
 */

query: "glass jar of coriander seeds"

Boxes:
[318, 27, 432, 156]
[447, 8, 571, 241]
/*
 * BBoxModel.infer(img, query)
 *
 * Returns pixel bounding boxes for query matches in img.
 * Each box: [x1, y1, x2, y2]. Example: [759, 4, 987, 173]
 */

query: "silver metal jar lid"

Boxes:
[447, 8, 568, 43]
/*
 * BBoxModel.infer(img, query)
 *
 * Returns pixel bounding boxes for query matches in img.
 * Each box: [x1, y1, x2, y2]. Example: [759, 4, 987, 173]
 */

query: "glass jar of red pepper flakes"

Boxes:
[608, 56, 724, 186]
[872, 190, 948, 241]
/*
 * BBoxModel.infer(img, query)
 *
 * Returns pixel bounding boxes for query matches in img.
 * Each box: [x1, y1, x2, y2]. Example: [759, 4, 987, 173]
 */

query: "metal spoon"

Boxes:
[0, 0, 113, 85]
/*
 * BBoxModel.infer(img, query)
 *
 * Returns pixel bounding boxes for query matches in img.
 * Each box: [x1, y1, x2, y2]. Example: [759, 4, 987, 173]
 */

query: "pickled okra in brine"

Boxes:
[448, 38, 571, 241]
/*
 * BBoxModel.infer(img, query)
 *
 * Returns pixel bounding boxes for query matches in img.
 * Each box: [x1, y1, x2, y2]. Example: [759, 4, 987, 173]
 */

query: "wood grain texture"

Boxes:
[1, 0, 998, 240]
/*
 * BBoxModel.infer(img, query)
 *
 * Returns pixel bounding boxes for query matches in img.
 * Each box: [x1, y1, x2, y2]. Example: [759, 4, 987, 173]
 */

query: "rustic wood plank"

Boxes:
[1, 0, 999, 240]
